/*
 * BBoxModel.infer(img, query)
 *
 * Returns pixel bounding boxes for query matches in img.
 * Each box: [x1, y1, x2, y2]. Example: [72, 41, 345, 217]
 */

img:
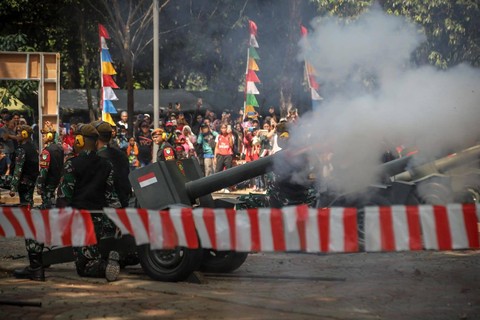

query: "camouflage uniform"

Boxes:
[57, 150, 121, 278]
[10, 140, 41, 255]
[36, 142, 64, 209]
[10, 146, 38, 207]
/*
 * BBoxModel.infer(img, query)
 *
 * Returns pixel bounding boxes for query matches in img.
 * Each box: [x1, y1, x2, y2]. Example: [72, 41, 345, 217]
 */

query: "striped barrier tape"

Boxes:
[0, 207, 96, 247]
[1, 205, 479, 252]
[365, 204, 480, 251]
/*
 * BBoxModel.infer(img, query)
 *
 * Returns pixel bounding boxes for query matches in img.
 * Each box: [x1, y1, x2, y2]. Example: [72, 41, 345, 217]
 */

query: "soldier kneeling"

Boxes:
[56, 124, 121, 281]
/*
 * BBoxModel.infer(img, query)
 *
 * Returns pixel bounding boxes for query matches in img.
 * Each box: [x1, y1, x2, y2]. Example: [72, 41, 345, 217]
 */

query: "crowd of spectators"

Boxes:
[0, 100, 300, 199]
[110, 100, 299, 192]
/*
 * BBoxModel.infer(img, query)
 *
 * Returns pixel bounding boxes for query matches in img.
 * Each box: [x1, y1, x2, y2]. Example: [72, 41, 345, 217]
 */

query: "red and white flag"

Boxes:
[138, 172, 158, 188]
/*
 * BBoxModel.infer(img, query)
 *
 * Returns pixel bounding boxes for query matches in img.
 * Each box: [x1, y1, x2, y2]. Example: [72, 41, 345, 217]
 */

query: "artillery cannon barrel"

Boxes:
[394, 145, 480, 181]
[379, 154, 414, 177]
[185, 154, 275, 201]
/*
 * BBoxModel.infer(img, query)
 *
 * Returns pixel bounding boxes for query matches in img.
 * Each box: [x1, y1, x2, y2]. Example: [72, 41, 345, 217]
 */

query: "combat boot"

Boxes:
[13, 253, 45, 281]
[105, 251, 120, 282]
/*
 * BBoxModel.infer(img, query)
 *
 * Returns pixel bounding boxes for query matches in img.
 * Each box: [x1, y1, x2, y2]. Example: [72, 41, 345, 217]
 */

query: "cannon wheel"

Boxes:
[200, 250, 248, 273]
[137, 245, 203, 282]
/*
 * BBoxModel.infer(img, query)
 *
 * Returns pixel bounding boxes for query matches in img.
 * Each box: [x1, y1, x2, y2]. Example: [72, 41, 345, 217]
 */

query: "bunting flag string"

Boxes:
[99, 23, 118, 126]
[244, 20, 261, 118]
[301, 25, 322, 109]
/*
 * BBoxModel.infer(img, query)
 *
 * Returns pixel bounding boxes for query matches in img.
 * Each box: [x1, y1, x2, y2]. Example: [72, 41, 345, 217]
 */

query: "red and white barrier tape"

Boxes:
[0, 207, 96, 247]
[1, 205, 479, 252]
[365, 204, 480, 251]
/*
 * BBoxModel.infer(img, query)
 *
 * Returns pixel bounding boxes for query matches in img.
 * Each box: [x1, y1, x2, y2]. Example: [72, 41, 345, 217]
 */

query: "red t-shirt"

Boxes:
[216, 134, 233, 156]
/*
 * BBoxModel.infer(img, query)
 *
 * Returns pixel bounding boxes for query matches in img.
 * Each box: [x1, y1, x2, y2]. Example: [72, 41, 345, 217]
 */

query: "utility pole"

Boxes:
[153, 0, 159, 161]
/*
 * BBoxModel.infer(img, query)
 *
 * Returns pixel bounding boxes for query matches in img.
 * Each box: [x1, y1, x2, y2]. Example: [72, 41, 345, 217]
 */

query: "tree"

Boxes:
[381, 0, 480, 68]
[0, 33, 37, 107]
[310, 0, 480, 68]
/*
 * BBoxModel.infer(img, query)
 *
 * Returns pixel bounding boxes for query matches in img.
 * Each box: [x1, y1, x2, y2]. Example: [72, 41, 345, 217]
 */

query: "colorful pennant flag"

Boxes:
[246, 94, 259, 107]
[244, 20, 261, 118]
[246, 70, 260, 83]
[246, 82, 260, 94]
[102, 74, 119, 89]
[301, 25, 323, 109]
[99, 24, 118, 125]
[248, 47, 260, 60]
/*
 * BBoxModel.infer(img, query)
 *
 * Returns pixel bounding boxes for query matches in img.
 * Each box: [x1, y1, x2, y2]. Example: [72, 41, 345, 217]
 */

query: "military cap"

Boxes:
[78, 124, 99, 139]
[91, 120, 112, 134]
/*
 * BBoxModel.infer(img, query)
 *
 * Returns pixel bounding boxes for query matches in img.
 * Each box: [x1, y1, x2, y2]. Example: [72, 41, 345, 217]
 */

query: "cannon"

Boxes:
[129, 144, 480, 281]
[327, 144, 480, 207]
[128, 154, 277, 281]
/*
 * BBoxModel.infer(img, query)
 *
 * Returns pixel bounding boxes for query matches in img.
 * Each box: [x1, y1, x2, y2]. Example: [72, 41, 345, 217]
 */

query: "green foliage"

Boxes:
[310, 0, 480, 68]
[382, 0, 480, 68]
[1, 0, 477, 116]
[0, 33, 38, 108]
[310, 0, 373, 19]
[0, 33, 35, 51]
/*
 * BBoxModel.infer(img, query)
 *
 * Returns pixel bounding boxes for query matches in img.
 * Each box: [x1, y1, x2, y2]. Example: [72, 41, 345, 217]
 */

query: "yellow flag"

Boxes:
[306, 62, 316, 76]
[102, 62, 117, 75]
[102, 112, 116, 126]
[248, 58, 259, 71]
[244, 105, 257, 117]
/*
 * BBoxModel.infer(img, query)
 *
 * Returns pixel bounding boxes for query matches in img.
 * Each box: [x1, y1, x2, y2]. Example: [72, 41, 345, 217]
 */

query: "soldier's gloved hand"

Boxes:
[9, 191, 15, 197]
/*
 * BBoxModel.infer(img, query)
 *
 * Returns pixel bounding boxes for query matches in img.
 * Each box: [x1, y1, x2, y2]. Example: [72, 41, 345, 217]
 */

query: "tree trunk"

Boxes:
[126, 56, 134, 137]
[79, 16, 96, 121]
[279, 0, 302, 118]
[122, 25, 135, 137]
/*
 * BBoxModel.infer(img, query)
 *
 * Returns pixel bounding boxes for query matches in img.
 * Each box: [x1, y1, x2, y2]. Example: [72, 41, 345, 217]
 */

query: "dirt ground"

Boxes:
[1, 235, 479, 320]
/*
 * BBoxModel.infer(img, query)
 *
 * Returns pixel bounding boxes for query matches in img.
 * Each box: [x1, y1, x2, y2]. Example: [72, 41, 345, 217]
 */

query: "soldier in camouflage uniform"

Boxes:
[36, 126, 64, 209]
[91, 120, 131, 207]
[9, 125, 39, 206]
[9, 125, 44, 281]
[56, 124, 122, 282]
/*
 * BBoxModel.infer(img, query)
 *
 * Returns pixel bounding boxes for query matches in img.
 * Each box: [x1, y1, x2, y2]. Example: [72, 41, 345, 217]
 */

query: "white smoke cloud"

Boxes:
[288, 6, 480, 195]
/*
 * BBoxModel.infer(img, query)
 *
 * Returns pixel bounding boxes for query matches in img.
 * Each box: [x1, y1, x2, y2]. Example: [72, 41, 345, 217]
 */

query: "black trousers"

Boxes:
[215, 154, 233, 173]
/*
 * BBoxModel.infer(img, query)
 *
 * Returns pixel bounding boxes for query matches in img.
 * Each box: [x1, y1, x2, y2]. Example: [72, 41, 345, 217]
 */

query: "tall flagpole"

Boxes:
[153, 0, 159, 162]
[100, 38, 103, 120]
[243, 47, 250, 120]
